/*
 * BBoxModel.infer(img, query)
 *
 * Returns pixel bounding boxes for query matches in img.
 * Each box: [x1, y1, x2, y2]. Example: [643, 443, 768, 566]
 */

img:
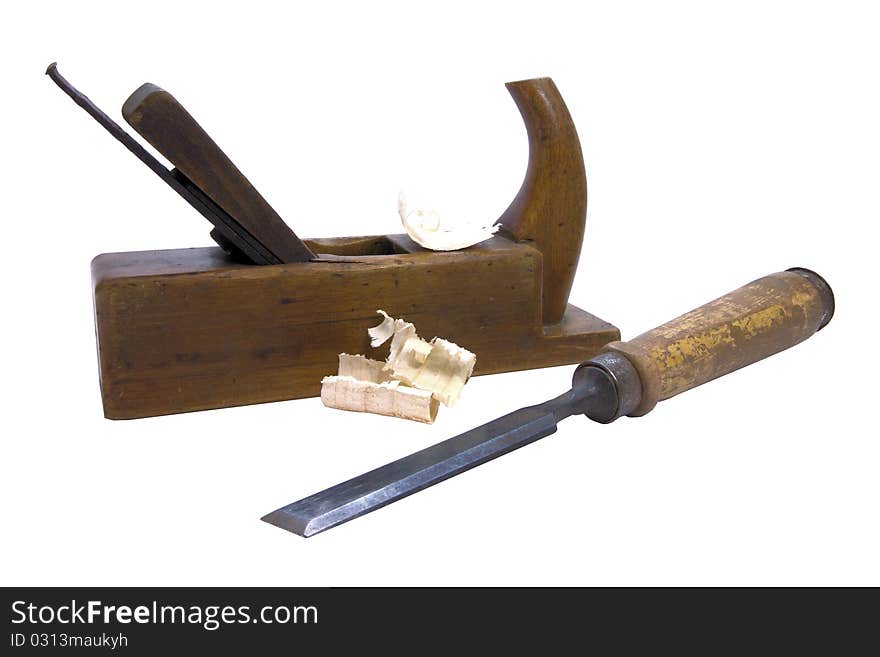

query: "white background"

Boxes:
[2, 1, 878, 586]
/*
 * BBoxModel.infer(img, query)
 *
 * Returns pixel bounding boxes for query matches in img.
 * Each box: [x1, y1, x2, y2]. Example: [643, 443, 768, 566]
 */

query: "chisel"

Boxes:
[263, 268, 834, 537]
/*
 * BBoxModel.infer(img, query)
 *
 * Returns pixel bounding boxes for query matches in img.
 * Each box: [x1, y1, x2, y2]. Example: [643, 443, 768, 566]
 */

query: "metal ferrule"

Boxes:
[571, 352, 642, 423]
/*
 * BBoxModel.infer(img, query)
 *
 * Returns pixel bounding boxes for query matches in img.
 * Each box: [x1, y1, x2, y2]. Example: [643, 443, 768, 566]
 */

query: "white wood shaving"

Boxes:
[320, 310, 477, 422]
[398, 192, 500, 251]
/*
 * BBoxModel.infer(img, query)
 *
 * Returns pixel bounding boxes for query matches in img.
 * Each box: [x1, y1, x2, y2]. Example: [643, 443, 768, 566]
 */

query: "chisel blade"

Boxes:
[262, 392, 582, 537]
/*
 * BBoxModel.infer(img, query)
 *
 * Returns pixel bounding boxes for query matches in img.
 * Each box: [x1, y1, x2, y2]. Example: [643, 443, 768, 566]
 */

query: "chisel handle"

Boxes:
[577, 268, 833, 420]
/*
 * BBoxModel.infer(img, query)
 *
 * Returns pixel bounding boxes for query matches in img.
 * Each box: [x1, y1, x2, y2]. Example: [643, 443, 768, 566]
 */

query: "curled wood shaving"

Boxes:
[367, 311, 397, 348]
[337, 353, 393, 383]
[320, 376, 439, 424]
[320, 311, 476, 422]
[398, 192, 500, 251]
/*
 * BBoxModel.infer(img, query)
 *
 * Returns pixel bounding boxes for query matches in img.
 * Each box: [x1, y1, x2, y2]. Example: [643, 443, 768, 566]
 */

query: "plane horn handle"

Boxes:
[498, 77, 588, 324]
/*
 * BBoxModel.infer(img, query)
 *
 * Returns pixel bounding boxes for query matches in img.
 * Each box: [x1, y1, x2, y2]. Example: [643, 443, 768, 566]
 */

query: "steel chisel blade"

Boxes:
[262, 398, 576, 537]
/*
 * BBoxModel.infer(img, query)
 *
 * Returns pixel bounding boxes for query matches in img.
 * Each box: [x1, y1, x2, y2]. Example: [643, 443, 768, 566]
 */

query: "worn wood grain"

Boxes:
[93, 239, 618, 419]
[603, 269, 833, 416]
[498, 77, 587, 325]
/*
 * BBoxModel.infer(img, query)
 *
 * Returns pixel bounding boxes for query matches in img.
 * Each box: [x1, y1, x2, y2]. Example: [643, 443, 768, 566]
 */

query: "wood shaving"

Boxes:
[398, 192, 500, 251]
[320, 311, 476, 422]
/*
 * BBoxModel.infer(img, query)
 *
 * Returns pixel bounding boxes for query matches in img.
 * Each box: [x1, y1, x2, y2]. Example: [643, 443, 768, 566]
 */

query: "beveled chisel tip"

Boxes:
[261, 402, 566, 538]
[261, 508, 317, 538]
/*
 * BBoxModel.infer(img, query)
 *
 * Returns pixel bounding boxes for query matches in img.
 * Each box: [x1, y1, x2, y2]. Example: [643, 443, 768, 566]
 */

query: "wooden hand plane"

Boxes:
[48, 64, 619, 419]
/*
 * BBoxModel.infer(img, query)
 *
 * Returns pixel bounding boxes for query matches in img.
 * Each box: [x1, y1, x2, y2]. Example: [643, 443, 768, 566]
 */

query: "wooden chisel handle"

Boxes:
[578, 268, 834, 420]
[122, 83, 315, 263]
